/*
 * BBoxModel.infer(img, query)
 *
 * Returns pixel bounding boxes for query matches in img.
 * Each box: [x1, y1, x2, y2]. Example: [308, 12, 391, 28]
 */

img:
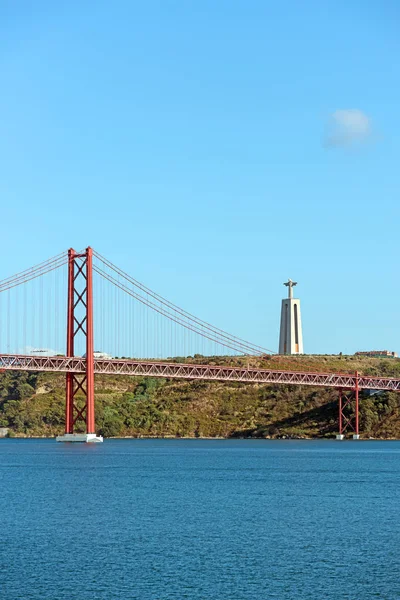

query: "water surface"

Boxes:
[1, 439, 399, 599]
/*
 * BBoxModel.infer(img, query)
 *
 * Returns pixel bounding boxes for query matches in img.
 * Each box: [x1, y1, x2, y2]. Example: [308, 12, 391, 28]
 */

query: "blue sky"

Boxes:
[0, 1, 399, 355]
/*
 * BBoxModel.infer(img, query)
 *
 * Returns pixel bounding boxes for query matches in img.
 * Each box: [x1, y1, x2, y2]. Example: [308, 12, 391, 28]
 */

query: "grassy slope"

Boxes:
[0, 355, 399, 439]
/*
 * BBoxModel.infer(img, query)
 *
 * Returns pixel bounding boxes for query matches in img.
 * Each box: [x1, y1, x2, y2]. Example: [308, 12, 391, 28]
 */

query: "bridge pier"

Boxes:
[336, 373, 360, 440]
[56, 433, 103, 443]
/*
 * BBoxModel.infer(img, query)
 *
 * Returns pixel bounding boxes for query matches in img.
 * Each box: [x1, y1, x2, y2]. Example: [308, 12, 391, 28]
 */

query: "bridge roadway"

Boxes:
[1, 354, 400, 391]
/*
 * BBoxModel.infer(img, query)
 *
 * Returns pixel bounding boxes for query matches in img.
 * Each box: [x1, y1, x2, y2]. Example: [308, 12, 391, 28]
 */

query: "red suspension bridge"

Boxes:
[0, 247, 399, 441]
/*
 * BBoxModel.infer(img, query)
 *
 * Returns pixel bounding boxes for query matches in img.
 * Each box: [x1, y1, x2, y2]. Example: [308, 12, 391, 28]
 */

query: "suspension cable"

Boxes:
[0, 252, 68, 293]
[93, 263, 268, 356]
[93, 251, 275, 355]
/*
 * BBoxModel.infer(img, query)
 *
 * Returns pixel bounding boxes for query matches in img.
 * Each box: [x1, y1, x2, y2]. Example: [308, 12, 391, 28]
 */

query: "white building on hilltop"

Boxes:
[278, 279, 304, 355]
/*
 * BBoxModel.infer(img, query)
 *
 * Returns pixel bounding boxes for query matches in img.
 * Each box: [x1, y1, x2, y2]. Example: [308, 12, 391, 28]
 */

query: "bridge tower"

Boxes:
[278, 279, 304, 355]
[56, 247, 103, 443]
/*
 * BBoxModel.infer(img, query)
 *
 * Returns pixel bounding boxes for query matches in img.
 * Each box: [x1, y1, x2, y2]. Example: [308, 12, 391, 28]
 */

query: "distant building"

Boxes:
[83, 351, 112, 359]
[278, 279, 304, 355]
[355, 350, 398, 359]
[94, 351, 112, 359]
[30, 348, 55, 356]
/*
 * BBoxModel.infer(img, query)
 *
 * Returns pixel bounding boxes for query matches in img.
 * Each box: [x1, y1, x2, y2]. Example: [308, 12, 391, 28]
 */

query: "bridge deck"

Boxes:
[1, 354, 400, 391]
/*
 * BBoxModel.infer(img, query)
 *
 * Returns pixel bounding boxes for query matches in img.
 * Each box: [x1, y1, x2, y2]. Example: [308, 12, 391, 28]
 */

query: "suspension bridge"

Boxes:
[0, 247, 399, 441]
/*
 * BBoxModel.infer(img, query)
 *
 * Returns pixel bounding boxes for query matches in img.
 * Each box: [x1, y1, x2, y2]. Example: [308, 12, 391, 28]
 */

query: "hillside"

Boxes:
[0, 355, 400, 439]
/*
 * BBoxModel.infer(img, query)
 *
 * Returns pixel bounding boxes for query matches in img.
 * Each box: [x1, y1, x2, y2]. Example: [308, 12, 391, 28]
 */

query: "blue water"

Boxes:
[1, 439, 400, 599]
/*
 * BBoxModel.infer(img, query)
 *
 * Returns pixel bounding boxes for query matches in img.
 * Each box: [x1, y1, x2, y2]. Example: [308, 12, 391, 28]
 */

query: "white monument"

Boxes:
[278, 279, 304, 355]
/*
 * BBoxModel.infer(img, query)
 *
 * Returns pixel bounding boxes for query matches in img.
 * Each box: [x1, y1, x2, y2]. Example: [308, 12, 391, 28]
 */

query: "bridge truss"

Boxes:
[1, 354, 400, 392]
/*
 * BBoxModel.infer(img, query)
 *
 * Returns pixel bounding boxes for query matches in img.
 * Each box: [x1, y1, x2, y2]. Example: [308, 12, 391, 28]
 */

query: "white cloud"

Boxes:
[325, 109, 373, 147]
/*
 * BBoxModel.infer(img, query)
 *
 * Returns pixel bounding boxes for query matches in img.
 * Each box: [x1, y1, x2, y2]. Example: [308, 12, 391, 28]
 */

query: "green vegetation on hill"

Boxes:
[0, 355, 400, 439]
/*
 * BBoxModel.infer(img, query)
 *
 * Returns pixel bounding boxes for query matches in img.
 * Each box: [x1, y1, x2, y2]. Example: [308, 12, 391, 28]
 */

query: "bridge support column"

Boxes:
[336, 372, 360, 440]
[353, 373, 360, 440]
[57, 247, 102, 443]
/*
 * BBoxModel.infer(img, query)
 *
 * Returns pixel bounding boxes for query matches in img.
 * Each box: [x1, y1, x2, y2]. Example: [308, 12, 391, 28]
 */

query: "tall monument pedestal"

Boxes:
[278, 279, 304, 355]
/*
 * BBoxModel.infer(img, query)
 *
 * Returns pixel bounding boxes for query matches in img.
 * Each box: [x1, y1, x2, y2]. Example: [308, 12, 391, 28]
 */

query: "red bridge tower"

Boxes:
[56, 247, 103, 443]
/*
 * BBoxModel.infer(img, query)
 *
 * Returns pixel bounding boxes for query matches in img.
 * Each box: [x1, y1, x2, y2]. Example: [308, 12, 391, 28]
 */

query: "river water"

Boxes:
[1, 439, 399, 599]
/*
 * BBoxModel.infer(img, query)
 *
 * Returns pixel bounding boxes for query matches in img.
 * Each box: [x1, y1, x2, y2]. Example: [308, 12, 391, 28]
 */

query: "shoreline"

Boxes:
[2, 434, 399, 441]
